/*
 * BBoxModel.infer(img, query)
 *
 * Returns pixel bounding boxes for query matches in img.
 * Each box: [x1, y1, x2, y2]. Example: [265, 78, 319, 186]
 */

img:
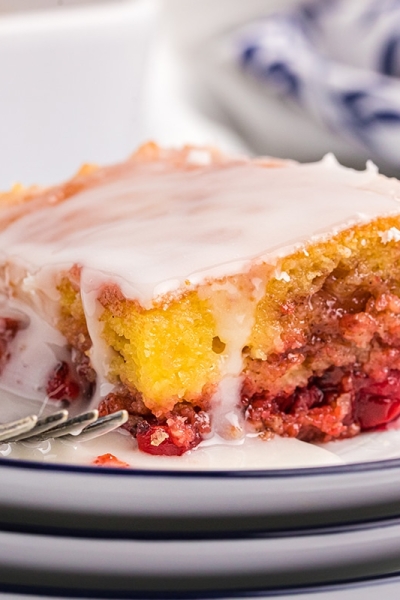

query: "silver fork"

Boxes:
[0, 409, 129, 444]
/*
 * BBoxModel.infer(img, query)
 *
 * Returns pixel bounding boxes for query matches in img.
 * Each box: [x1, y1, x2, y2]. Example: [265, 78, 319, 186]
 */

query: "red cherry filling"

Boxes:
[99, 392, 211, 456]
[355, 370, 400, 430]
[244, 367, 400, 442]
[46, 361, 80, 402]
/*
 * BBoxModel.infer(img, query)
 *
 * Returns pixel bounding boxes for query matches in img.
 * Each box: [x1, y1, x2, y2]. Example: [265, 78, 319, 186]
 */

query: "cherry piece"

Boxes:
[93, 453, 130, 468]
[46, 361, 80, 402]
[356, 370, 400, 430]
[136, 424, 185, 456]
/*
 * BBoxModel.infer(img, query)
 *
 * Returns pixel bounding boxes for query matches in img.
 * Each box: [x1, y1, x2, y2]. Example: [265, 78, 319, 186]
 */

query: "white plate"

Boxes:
[3, 444, 400, 534]
[3, 392, 400, 532]
[5, 519, 400, 576]
[3, 575, 400, 600]
[1, 518, 400, 589]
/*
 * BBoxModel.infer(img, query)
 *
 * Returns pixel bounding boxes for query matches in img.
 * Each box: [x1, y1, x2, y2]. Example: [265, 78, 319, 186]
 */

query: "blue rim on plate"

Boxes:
[2, 452, 400, 478]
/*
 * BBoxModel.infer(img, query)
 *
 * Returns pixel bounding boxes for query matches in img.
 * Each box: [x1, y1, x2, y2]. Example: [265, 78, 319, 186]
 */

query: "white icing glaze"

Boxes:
[0, 299, 68, 402]
[1, 156, 400, 307]
[0, 429, 343, 470]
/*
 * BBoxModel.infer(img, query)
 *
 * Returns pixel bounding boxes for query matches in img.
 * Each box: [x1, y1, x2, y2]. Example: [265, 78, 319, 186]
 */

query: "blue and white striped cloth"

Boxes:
[234, 0, 400, 166]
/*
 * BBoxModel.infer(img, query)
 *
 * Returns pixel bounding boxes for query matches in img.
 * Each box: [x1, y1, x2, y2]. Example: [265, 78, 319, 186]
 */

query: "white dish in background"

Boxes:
[0, 0, 158, 189]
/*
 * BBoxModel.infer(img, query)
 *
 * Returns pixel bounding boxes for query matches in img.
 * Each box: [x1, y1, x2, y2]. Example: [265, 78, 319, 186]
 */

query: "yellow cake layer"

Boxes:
[55, 214, 400, 417]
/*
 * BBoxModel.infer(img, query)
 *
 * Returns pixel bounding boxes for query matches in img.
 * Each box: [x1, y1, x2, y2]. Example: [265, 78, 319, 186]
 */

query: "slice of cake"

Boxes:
[1, 143, 400, 455]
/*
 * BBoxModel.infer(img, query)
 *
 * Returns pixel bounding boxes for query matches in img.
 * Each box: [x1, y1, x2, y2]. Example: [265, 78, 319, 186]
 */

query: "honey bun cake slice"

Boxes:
[1, 143, 400, 455]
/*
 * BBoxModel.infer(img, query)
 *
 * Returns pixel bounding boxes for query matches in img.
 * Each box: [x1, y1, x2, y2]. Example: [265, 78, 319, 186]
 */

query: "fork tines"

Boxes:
[0, 415, 38, 443]
[0, 409, 128, 444]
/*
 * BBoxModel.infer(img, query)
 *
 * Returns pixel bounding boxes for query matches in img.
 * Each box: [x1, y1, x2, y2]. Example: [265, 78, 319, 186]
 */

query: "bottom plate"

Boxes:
[2, 570, 400, 599]
[1, 517, 400, 585]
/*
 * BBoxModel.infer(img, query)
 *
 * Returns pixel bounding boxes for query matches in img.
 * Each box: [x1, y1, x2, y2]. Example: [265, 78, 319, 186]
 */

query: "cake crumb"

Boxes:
[151, 429, 170, 446]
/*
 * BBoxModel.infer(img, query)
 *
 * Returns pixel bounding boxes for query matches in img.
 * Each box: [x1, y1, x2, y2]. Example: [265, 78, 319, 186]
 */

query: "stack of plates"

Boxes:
[3, 427, 400, 599]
